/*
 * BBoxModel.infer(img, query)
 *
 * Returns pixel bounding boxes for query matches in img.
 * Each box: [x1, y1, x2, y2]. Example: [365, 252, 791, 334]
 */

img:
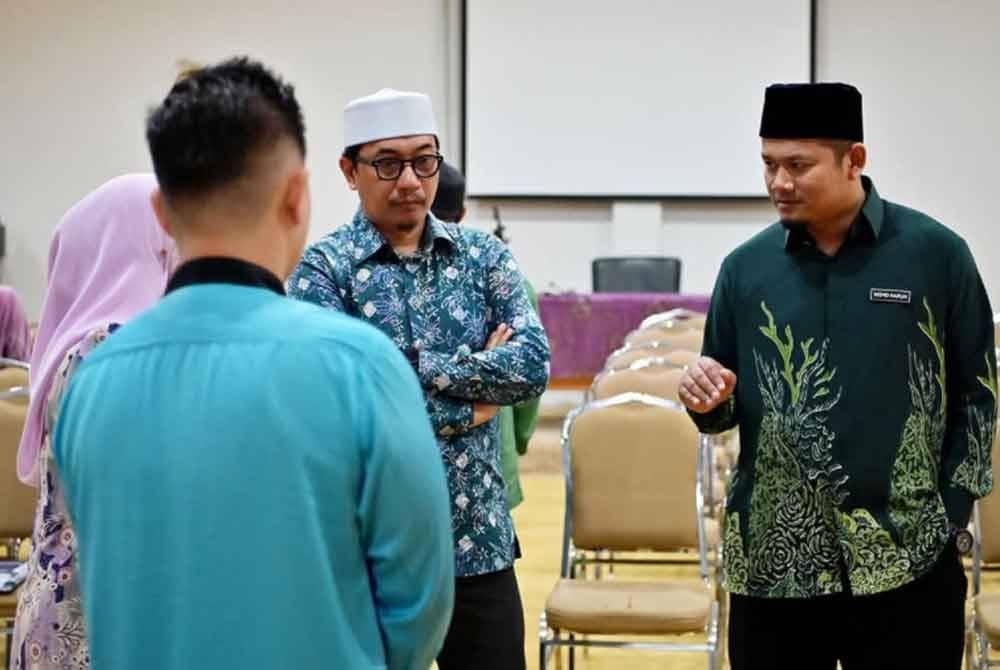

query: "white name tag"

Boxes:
[869, 288, 912, 304]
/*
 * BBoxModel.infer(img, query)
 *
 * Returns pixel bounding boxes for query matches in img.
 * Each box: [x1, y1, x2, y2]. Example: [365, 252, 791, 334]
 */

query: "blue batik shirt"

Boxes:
[288, 208, 551, 577]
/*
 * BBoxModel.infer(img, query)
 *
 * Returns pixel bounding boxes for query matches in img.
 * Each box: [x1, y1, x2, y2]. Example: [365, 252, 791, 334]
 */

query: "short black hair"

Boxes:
[822, 139, 855, 162]
[343, 143, 363, 162]
[431, 161, 466, 223]
[146, 56, 306, 201]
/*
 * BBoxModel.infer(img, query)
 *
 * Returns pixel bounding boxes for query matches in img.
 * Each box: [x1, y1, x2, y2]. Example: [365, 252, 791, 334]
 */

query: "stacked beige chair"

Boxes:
[968, 395, 1000, 669]
[0, 360, 32, 552]
[603, 321, 734, 496]
[605, 345, 699, 372]
[591, 360, 724, 519]
[539, 393, 721, 669]
[591, 360, 686, 404]
[619, 323, 739, 478]
[994, 315, 999, 371]
[624, 324, 704, 351]
[639, 308, 707, 332]
[0, 361, 34, 661]
[588, 360, 721, 580]
[0, 359, 29, 392]
[608, 308, 705, 372]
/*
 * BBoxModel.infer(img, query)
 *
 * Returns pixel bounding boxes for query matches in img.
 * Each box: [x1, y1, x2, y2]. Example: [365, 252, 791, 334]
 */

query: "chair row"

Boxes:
[965, 369, 1000, 669]
[0, 357, 34, 659]
[537, 310, 724, 668]
[539, 392, 723, 669]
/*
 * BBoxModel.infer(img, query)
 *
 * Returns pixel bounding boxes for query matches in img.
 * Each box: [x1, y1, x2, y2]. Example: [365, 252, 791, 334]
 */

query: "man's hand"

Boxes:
[470, 325, 514, 426]
[472, 403, 500, 426]
[485, 323, 513, 351]
[679, 356, 737, 414]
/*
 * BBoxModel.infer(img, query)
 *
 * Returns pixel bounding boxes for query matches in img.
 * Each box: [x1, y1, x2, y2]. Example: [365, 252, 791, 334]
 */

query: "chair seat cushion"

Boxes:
[545, 578, 711, 635]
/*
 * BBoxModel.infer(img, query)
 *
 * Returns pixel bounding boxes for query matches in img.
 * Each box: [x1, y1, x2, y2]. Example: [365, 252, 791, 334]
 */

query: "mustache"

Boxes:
[389, 194, 426, 206]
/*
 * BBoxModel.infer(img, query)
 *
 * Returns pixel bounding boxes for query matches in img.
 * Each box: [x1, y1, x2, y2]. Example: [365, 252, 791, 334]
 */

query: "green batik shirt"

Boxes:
[692, 177, 997, 599]
[499, 279, 541, 511]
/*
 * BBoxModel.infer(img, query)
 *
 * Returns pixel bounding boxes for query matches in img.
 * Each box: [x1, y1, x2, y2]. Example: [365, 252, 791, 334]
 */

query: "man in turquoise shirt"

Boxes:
[54, 58, 454, 670]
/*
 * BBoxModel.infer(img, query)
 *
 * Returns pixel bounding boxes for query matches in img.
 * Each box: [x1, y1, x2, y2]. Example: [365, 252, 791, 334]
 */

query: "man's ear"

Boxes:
[150, 189, 174, 239]
[282, 167, 311, 230]
[847, 142, 867, 179]
[340, 156, 358, 191]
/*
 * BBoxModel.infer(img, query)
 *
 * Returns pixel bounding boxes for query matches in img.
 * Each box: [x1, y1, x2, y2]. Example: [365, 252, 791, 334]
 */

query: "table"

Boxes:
[538, 292, 711, 388]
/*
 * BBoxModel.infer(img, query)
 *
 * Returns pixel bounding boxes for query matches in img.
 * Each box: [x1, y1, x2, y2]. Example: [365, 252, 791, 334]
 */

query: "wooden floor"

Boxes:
[4, 471, 998, 669]
[513, 473, 1000, 670]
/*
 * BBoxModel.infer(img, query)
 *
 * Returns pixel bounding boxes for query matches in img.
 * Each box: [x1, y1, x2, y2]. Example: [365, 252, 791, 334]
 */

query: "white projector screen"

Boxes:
[464, 1, 812, 198]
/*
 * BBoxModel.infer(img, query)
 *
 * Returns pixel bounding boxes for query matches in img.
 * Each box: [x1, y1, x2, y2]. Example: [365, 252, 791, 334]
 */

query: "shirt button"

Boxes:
[413, 339, 424, 350]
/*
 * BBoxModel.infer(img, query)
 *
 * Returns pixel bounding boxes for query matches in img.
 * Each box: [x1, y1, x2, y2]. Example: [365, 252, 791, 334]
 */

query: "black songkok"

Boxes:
[760, 82, 864, 142]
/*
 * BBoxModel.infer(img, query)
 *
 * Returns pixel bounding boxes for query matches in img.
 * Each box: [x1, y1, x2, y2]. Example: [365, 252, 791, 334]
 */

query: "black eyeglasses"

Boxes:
[356, 154, 444, 181]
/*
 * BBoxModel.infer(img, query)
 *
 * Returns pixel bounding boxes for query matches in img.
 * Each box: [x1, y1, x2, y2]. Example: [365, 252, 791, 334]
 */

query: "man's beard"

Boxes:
[394, 221, 419, 233]
[779, 218, 810, 228]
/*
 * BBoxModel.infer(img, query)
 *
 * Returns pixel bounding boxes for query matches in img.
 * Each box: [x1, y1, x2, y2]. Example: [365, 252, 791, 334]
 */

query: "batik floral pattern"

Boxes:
[288, 209, 549, 576]
[12, 326, 113, 670]
[727, 302, 845, 597]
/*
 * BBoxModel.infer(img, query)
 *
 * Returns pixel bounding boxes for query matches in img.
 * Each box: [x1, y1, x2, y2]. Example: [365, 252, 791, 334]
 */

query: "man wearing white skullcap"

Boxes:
[288, 89, 550, 669]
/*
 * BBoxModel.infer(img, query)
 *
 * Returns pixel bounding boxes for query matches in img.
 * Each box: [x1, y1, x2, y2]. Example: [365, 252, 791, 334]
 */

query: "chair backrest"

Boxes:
[0, 396, 36, 537]
[566, 395, 700, 552]
[639, 309, 707, 331]
[655, 349, 700, 367]
[0, 366, 29, 404]
[605, 346, 699, 371]
[592, 257, 682, 293]
[978, 418, 1000, 563]
[591, 362, 685, 403]
[624, 326, 704, 351]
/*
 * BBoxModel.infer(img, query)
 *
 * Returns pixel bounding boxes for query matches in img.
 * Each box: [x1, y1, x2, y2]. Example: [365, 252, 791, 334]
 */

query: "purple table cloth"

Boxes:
[538, 292, 710, 380]
[0, 285, 32, 360]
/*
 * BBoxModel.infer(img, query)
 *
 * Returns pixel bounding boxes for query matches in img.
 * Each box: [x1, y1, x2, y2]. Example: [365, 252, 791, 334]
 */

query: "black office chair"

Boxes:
[591, 257, 682, 293]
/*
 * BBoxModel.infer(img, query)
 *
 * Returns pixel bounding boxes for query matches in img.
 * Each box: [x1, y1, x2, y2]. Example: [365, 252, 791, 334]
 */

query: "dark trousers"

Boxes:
[729, 546, 968, 670]
[436, 567, 526, 670]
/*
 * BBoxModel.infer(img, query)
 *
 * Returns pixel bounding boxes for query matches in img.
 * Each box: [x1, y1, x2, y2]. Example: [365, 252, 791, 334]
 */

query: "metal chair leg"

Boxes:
[6, 621, 14, 668]
[538, 613, 549, 670]
[966, 629, 977, 670]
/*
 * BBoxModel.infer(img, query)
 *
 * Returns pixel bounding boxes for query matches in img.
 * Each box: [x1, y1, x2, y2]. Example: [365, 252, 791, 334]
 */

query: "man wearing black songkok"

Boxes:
[679, 82, 996, 668]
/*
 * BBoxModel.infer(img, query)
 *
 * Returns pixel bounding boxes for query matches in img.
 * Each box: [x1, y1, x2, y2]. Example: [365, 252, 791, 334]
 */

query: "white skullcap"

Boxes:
[343, 88, 438, 148]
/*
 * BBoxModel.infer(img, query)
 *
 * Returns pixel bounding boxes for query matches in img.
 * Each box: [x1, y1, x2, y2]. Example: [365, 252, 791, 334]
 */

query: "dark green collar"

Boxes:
[784, 176, 884, 253]
[860, 175, 884, 238]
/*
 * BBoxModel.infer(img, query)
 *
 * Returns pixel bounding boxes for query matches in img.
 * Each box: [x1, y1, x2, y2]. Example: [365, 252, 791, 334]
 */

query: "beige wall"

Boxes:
[0, 0, 453, 316]
[3, 1, 998, 317]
